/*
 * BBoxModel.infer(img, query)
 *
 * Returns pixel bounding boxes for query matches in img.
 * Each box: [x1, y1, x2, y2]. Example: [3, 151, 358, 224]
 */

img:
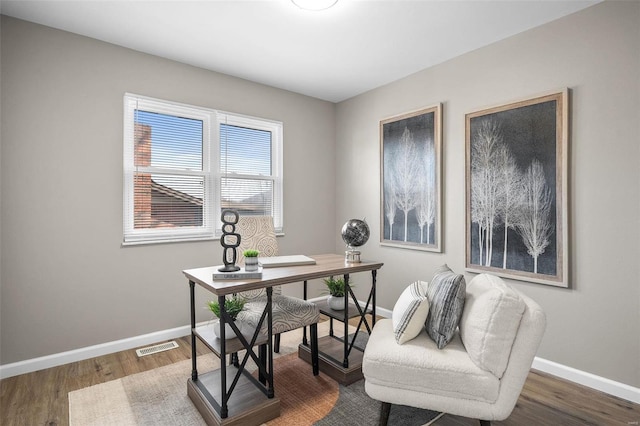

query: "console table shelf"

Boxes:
[315, 299, 373, 321]
[299, 333, 368, 385]
[194, 324, 269, 358]
[187, 368, 280, 426]
[299, 269, 378, 385]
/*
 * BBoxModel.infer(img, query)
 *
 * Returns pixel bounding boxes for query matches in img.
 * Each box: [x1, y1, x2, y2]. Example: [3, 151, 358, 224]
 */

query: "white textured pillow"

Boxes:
[459, 274, 526, 378]
[392, 281, 430, 344]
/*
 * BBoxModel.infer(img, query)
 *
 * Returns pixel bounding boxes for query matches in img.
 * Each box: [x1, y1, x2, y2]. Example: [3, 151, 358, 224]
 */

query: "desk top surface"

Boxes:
[183, 253, 383, 295]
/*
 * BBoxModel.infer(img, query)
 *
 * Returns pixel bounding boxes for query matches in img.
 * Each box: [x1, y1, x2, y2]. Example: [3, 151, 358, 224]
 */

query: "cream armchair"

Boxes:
[363, 273, 546, 426]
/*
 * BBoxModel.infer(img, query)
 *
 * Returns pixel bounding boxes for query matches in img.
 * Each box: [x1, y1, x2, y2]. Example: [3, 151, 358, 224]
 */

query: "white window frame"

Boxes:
[123, 93, 283, 245]
[215, 112, 284, 236]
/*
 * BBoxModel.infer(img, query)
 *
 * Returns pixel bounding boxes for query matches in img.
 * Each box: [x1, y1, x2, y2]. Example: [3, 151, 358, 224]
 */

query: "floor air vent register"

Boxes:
[135, 341, 179, 357]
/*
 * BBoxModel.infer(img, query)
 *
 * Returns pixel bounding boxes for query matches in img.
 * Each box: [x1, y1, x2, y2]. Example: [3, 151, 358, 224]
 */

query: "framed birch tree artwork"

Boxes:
[380, 105, 442, 252]
[465, 90, 569, 287]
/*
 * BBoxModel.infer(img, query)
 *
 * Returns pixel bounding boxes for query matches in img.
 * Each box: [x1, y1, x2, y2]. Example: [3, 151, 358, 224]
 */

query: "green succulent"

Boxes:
[207, 296, 246, 320]
[243, 249, 260, 258]
[322, 277, 353, 297]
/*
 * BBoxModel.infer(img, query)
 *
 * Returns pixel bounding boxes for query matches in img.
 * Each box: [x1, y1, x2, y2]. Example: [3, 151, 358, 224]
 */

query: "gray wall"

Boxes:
[2, 1, 639, 390]
[0, 16, 336, 364]
[336, 1, 639, 387]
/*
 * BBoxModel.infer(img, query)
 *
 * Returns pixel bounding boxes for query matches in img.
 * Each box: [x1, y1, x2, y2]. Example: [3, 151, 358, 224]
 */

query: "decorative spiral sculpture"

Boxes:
[218, 210, 241, 272]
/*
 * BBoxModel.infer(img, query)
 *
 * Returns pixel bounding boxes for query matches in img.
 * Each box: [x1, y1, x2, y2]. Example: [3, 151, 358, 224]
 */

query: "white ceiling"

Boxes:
[1, 0, 599, 102]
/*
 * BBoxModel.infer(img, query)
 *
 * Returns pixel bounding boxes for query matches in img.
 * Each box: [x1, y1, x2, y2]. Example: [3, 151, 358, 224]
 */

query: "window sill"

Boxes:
[121, 236, 216, 247]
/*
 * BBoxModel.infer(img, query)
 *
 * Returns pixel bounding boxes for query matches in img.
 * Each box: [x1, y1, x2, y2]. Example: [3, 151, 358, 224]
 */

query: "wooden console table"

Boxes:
[183, 254, 383, 426]
[298, 259, 383, 384]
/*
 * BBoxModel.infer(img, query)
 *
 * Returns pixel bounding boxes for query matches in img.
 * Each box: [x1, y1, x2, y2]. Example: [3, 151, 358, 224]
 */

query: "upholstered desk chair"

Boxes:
[363, 273, 546, 426]
[233, 215, 319, 375]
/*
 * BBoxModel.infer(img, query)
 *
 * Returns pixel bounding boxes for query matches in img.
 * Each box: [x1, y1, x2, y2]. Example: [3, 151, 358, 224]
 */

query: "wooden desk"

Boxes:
[183, 253, 383, 426]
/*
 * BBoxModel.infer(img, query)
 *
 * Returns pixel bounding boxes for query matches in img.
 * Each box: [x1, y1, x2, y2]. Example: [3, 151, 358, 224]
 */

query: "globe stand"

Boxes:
[345, 248, 361, 263]
[341, 218, 370, 264]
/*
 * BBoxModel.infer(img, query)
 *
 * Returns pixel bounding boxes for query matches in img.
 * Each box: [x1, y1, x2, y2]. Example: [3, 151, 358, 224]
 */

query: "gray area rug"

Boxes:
[316, 379, 443, 426]
[69, 323, 442, 425]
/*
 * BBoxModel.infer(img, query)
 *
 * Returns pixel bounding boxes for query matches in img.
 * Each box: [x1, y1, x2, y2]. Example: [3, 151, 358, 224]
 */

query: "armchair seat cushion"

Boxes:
[237, 294, 320, 335]
[363, 319, 499, 403]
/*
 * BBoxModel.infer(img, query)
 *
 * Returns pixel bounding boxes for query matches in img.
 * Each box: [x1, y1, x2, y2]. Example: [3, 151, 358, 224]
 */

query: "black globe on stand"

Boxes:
[341, 219, 370, 263]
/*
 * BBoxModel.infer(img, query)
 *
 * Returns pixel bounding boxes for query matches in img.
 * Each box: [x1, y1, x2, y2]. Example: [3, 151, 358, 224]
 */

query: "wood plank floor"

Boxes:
[1, 325, 639, 426]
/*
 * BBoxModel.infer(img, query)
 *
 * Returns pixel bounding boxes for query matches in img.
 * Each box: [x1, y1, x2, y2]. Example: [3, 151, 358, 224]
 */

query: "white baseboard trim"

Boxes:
[1, 304, 638, 406]
[532, 357, 640, 404]
[0, 324, 194, 380]
[375, 306, 392, 318]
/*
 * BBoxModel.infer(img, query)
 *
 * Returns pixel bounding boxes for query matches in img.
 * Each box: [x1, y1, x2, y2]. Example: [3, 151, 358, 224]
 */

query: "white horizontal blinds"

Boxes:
[219, 116, 283, 231]
[124, 94, 282, 244]
[134, 110, 203, 170]
[124, 94, 213, 243]
[134, 109, 205, 229]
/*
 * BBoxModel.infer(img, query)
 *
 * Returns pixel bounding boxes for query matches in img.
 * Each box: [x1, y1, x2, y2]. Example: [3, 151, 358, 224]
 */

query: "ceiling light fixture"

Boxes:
[291, 0, 338, 11]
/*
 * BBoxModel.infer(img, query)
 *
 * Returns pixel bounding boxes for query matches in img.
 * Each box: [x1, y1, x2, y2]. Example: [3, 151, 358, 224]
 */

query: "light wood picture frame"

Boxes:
[465, 89, 569, 287]
[380, 104, 442, 252]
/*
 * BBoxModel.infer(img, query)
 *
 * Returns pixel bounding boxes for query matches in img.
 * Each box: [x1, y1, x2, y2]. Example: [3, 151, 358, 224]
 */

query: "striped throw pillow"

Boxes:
[392, 281, 430, 344]
[425, 265, 466, 349]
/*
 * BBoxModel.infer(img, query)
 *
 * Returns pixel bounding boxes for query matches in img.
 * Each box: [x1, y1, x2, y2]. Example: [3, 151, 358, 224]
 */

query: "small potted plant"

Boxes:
[207, 296, 246, 339]
[323, 277, 350, 310]
[243, 249, 260, 272]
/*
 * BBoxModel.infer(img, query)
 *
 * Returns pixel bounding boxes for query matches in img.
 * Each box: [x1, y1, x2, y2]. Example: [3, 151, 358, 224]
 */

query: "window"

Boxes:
[123, 94, 283, 244]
